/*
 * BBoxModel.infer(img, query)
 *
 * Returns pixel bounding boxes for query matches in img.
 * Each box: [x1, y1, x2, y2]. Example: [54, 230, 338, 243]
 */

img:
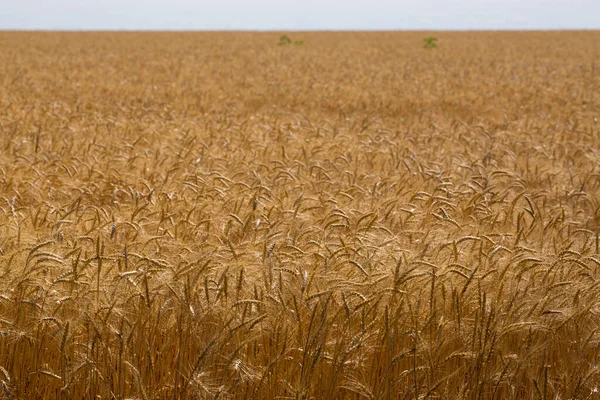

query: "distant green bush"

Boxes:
[278, 35, 303, 47]
[278, 35, 292, 46]
[424, 36, 438, 49]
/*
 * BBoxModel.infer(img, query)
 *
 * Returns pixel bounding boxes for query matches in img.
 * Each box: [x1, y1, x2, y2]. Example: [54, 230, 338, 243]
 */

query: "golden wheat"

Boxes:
[0, 30, 599, 399]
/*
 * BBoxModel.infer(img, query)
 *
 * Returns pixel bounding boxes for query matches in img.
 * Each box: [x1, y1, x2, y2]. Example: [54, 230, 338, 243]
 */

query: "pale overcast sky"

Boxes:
[1, 0, 599, 30]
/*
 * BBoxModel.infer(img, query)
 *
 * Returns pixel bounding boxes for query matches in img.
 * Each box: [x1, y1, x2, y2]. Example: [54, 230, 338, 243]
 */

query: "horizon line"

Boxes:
[2, 28, 599, 32]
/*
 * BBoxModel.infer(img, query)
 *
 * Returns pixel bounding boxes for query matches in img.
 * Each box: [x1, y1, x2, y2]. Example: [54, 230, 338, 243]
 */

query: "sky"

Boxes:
[1, 0, 599, 31]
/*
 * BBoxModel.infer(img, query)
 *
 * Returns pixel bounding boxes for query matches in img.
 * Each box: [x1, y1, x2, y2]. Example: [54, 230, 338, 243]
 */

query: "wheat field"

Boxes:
[0, 31, 599, 399]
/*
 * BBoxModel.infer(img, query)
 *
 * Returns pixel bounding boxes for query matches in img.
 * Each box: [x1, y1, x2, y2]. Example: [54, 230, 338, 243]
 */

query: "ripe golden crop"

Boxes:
[0, 31, 599, 399]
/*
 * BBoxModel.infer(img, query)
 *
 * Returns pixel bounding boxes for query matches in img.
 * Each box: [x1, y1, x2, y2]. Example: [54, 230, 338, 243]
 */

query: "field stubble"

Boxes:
[0, 31, 600, 399]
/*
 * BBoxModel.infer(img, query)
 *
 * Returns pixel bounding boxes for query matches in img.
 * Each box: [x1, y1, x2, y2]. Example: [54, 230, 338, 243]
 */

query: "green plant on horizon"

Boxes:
[424, 36, 438, 49]
[278, 35, 304, 47]
[278, 35, 292, 46]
